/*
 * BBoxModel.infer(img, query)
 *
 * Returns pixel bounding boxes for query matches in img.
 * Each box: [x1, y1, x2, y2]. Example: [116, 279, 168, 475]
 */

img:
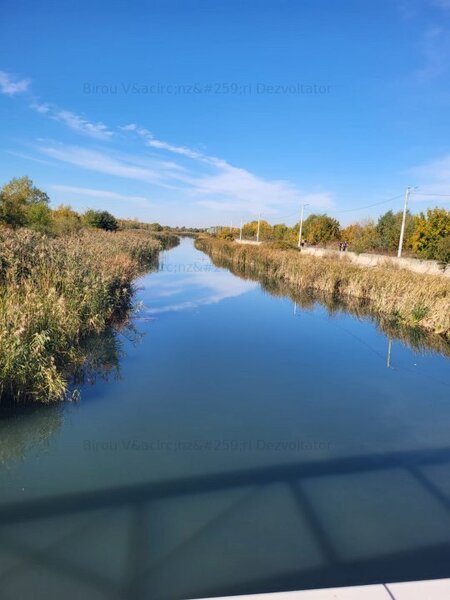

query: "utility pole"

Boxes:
[239, 218, 243, 241]
[256, 213, 261, 242]
[397, 187, 413, 258]
[297, 203, 308, 249]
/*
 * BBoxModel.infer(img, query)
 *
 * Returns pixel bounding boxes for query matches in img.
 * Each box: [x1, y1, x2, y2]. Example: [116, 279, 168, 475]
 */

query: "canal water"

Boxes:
[1, 237, 450, 599]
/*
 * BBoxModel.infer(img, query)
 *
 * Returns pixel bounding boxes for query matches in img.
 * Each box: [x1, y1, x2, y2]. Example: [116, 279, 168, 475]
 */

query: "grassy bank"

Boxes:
[0, 228, 178, 403]
[196, 237, 450, 339]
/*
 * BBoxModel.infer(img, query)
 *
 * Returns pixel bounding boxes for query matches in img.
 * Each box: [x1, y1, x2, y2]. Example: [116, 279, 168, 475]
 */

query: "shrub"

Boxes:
[435, 235, 450, 271]
[269, 240, 298, 250]
[83, 209, 118, 232]
[52, 205, 82, 235]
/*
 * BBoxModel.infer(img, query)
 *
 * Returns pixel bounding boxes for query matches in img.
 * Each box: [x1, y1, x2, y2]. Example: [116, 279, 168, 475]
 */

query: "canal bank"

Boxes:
[196, 236, 450, 338]
[0, 238, 450, 599]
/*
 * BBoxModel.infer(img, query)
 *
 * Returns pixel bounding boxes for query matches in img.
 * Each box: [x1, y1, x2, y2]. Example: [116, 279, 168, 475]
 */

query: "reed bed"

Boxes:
[196, 237, 450, 339]
[0, 228, 177, 403]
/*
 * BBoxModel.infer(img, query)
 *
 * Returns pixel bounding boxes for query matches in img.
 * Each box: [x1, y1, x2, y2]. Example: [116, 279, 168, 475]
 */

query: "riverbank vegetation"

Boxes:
[196, 236, 450, 339]
[0, 177, 179, 403]
[216, 207, 450, 267]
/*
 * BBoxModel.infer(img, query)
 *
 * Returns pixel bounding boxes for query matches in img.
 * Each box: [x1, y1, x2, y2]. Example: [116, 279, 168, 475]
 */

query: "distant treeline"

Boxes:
[215, 209, 450, 267]
[0, 176, 206, 236]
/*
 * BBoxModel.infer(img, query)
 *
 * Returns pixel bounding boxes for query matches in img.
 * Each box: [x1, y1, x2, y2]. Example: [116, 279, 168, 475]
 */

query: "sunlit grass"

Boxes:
[0, 228, 177, 403]
[196, 237, 450, 339]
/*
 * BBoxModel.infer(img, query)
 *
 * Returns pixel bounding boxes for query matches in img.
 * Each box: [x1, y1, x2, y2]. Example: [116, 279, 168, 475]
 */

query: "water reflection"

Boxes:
[1, 238, 450, 599]
[215, 254, 450, 360]
[137, 243, 257, 316]
[0, 402, 63, 467]
[0, 325, 138, 465]
[387, 338, 392, 369]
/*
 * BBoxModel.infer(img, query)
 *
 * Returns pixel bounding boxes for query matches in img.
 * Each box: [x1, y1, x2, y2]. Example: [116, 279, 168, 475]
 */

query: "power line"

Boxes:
[249, 190, 449, 226]
[274, 193, 403, 222]
[330, 194, 403, 214]
[414, 192, 450, 198]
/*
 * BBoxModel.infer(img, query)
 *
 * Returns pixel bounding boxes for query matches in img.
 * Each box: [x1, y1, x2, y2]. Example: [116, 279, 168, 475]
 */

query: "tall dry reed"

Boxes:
[0, 228, 177, 402]
[196, 237, 450, 338]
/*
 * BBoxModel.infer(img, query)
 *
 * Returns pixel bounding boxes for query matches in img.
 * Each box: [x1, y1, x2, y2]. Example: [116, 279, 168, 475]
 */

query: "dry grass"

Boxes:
[0, 228, 177, 403]
[196, 237, 450, 339]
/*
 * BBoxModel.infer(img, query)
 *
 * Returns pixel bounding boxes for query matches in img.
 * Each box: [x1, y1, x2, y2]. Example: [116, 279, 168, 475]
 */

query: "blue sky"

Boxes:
[1, 0, 450, 227]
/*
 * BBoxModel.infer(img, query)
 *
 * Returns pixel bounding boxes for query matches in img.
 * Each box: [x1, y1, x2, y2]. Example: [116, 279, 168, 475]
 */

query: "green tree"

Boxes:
[83, 209, 118, 232]
[273, 223, 289, 240]
[435, 236, 450, 271]
[302, 214, 340, 245]
[410, 208, 450, 259]
[27, 203, 53, 234]
[0, 176, 49, 228]
[376, 210, 415, 252]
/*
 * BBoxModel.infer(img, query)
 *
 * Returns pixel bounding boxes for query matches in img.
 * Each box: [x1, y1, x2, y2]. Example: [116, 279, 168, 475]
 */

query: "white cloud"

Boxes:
[4, 70, 336, 221]
[0, 71, 30, 95]
[38, 144, 169, 185]
[36, 132, 334, 220]
[50, 184, 153, 207]
[53, 110, 113, 139]
[6, 150, 59, 167]
[121, 123, 333, 217]
[30, 102, 51, 114]
[189, 165, 334, 216]
[31, 103, 113, 139]
[121, 123, 205, 160]
[143, 270, 257, 314]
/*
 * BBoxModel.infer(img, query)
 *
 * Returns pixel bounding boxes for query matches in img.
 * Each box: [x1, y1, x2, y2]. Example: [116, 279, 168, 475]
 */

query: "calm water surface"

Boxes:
[1, 237, 450, 599]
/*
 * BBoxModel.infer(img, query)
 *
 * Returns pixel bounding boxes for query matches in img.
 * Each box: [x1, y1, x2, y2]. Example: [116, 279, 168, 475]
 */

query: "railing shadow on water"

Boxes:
[1, 445, 450, 599]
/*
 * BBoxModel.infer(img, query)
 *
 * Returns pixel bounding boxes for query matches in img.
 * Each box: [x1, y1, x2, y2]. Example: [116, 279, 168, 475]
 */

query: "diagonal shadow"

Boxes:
[1, 445, 450, 526]
[1, 446, 450, 599]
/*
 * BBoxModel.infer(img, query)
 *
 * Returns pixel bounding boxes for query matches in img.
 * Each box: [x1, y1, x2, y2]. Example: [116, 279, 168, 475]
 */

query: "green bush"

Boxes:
[83, 209, 118, 232]
[268, 240, 298, 250]
[435, 236, 450, 271]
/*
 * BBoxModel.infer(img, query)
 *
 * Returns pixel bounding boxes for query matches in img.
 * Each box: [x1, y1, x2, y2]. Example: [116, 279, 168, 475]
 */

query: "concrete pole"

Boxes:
[298, 203, 308, 249]
[397, 187, 411, 258]
[256, 213, 261, 242]
[239, 218, 243, 241]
